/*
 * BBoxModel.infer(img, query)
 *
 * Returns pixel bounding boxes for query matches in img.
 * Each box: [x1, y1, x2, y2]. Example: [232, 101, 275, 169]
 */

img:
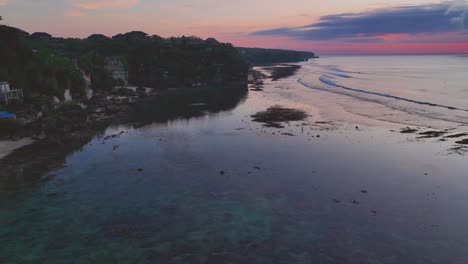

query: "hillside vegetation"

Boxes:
[237, 47, 317, 65]
[0, 26, 249, 105]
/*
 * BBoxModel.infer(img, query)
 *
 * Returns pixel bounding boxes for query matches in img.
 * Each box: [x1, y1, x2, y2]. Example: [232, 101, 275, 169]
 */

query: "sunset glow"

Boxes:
[1, 0, 467, 54]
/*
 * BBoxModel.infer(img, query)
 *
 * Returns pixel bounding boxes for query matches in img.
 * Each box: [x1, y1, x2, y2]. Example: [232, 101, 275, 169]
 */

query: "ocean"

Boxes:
[298, 55, 468, 126]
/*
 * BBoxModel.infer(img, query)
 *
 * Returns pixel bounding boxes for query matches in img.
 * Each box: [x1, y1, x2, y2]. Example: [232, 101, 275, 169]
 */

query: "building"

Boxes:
[104, 57, 128, 86]
[0, 82, 23, 105]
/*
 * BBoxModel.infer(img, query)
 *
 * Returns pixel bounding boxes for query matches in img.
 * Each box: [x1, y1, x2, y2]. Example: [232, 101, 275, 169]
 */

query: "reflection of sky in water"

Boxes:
[2, 66, 468, 263]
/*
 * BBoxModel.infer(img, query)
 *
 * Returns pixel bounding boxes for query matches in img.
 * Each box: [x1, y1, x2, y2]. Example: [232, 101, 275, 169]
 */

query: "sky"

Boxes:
[1, 0, 468, 54]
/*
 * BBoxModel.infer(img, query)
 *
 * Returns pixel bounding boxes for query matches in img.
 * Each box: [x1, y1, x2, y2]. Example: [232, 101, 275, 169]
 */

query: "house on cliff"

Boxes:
[104, 57, 128, 86]
[0, 82, 23, 105]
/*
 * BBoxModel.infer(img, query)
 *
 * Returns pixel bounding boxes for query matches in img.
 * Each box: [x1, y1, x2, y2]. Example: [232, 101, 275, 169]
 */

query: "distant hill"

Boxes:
[237, 47, 317, 65]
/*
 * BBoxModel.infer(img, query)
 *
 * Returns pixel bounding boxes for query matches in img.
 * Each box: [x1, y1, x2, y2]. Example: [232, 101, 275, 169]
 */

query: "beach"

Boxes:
[1, 56, 468, 263]
[0, 138, 33, 159]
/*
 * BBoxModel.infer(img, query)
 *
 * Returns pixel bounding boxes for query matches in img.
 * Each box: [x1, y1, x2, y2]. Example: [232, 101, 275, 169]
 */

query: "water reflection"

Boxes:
[129, 84, 248, 127]
[0, 85, 247, 191]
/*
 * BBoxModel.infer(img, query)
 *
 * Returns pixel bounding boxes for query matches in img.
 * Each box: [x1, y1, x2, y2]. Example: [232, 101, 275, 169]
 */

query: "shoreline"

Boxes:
[1, 62, 468, 263]
[0, 138, 34, 160]
[249, 63, 468, 154]
[0, 82, 248, 186]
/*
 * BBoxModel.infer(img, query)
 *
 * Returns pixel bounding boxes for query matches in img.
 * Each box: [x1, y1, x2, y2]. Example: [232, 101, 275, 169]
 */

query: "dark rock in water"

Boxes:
[137, 168, 144, 172]
[400, 127, 418, 134]
[333, 199, 341, 203]
[456, 138, 468, 145]
[263, 122, 284, 129]
[251, 106, 307, 126]
[418, 130, 448, 138]
[253, 166, 261, 170]
[219, 170, 225, 175]
[361, 190, 368, 194]
[47, 192, 58, 197]
[351, 200, 360, 205]
[371, 210, 377, 215]
[266, 64, 301, 81]
[445, 133, 468, 138]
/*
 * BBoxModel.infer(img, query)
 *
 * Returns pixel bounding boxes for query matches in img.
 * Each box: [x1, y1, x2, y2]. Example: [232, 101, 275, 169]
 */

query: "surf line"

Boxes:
[304, 75, 468, 113]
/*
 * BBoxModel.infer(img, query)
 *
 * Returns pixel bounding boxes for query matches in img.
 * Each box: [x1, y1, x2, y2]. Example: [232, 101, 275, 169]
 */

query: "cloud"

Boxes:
[252, 1, 468, 42]
[73, 0, 138, 10]
[0, 0, 8, 6]
[446, 0, 468, 28]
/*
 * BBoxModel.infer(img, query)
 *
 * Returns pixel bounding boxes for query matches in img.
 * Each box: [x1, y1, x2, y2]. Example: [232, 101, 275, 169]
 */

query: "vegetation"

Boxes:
[1, 24, 315, 112]
[0, 25, 249, 108]
[29, 30, 249, 90]
[238, 47, 316, 65]
[0, 26, 87, 102]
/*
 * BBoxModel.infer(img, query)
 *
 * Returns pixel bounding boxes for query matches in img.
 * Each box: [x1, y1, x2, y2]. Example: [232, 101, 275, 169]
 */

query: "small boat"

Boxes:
[0, 111, 16, 119]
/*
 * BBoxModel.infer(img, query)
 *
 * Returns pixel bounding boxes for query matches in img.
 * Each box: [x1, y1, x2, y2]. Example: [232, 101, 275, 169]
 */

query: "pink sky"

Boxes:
[1, 0, 467, 54]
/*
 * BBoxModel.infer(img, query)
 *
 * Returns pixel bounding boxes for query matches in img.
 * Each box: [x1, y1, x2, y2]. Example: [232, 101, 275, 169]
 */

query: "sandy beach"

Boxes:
[0, 138, 33, 160]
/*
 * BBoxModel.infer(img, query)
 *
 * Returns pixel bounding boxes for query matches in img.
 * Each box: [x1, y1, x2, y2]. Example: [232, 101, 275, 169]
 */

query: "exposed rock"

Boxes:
[400, 127, 418, 134]
[251, 106, 307, 128]
[418, 131, 448, 138]
[456, 139, 468, 145]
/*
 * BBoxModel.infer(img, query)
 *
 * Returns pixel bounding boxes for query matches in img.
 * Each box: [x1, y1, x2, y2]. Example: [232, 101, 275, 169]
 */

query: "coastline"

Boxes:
[0, 82, 249, 186]
[0, 63, 295, 165]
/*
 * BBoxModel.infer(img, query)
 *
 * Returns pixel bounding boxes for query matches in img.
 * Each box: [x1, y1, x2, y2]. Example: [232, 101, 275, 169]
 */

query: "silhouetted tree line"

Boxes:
[237, 47, 317, 65]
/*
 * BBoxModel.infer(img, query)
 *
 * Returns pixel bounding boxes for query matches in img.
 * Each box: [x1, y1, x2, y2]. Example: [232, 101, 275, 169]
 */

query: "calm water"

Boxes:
[2, 56, 468, 263]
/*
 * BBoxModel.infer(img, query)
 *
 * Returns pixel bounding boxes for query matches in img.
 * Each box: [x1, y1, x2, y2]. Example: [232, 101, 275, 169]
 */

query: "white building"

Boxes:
[0, 82, 10, 93]
[0, 82, 23, 105]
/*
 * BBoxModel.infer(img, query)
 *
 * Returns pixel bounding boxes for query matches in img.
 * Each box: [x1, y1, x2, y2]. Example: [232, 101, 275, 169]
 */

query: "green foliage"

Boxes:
[58, 34, 249, 89]
[1, 25, 250, 105]
[0, 25, 87, 103]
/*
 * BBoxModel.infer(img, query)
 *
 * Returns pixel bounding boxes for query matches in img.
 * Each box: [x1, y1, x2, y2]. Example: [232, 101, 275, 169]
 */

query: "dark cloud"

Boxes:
[464, 11, 468, 28]
[253, 2, 468, 42]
